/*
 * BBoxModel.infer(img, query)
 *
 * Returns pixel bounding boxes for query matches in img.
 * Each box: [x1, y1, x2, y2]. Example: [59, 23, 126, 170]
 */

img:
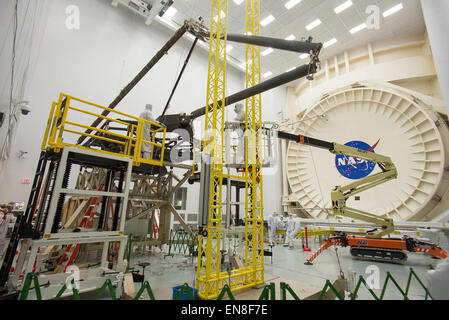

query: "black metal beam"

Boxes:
[224, 33, 322, 54]
[77, 21, 191, 145]
[277, 131, 334, 151]
[189, 63, 314, 120]
[162, 37, 199, 116]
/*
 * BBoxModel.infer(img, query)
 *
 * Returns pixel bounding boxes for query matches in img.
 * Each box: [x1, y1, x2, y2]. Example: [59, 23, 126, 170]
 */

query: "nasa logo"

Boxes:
[335, 140, 379, 180]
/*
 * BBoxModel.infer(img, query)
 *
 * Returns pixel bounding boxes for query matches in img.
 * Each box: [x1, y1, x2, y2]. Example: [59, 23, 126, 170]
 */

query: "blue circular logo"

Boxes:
[335, 141, 377, 180]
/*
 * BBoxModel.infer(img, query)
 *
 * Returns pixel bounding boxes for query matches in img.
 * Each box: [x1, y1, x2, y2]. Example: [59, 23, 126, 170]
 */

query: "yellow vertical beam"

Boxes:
[197, 0, 228, 300]
[244, 0, 264, 285]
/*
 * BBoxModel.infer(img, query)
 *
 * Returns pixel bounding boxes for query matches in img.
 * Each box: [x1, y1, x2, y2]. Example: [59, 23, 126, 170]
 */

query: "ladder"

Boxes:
[54, 187, 104, 273]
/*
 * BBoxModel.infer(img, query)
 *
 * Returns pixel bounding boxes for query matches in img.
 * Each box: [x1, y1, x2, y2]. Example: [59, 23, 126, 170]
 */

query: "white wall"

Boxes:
[0, 0, 245, 202]
[421, 0, 449, 109]
[0, 0, 286, 221]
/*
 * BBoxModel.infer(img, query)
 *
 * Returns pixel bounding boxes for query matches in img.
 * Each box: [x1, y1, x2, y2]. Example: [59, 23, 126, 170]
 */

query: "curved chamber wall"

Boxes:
[282, 34, 449, 222]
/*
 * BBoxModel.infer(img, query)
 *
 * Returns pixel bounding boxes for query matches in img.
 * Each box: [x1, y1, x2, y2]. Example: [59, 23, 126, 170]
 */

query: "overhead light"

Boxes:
[350, 22, 367, 34]
[163, 6, 177, 20]
[262, 48, 273, 56]
[263, 71, 273, 78]
[306, 19, 322, 31]
[299, 53, 309, 59]
[261, 15, 275, 27]
[233, 0, 244, 5]
[226, 45, 233, 52]
[214, 10, 226, 22]
[285, 0, 302, 10]
[285, 34, 296, 41]
[383, 3, 403, 17]
[323, 38, 338, 48]
[334, 0, 353, 14]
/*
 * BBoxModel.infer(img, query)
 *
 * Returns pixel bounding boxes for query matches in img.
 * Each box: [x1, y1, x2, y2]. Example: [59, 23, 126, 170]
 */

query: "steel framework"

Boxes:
[196, 0, 229, 300]
[196, 0, 265, 300]
[244, 0, 264, 287]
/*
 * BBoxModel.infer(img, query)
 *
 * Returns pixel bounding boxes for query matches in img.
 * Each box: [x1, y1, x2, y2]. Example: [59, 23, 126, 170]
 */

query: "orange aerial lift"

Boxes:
[277, 132, 448, 264]
[305, 232, 448, 264]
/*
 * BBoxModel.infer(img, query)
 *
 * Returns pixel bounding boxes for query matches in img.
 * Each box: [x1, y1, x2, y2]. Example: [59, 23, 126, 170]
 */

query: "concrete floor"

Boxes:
[127, 237, 446, 300]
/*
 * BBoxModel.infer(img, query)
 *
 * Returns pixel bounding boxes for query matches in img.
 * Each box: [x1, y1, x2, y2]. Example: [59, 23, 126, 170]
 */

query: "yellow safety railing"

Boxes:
[42, 93, 166, 167]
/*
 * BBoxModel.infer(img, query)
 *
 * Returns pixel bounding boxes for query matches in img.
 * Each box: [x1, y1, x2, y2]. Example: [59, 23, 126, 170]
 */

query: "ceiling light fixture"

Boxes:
[263, 71, 273, 78]
[261, 15, 275, 27]
[306, 19, 322, 31]
[285, 34, 296, 41]
[350, 22, 367, 34]
[334, 0, 353, 14]
[323, 38, 338, 48]
[383, 3, 403, 17]
[214, 10, 226, 22]
[262, 48, 274, 56]
[285, 0, 302, 10]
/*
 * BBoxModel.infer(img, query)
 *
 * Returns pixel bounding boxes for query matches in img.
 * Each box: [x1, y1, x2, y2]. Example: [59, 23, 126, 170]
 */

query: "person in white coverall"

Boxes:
[427, 257, 449, 299]
[284, 214, 296, 247]
[234, 104, 246, 122]
[139, 104, 154, 160]
[0, 204, 15, 258]
[285, 215, 302, 248]
[268, 212, 280, 245]
[234, 104, 246, 164]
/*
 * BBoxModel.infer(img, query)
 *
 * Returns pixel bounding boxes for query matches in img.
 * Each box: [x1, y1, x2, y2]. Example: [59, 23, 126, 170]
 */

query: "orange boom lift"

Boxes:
[277, 132, 448, 264]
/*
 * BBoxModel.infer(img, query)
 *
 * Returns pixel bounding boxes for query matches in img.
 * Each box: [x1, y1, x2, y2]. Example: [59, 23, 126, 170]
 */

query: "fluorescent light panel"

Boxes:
[214, 10, 226, 21]
[334, 0, 353, 14]
[350, 23, 367, 34]
[163, 6, 177, 20]
[262, 48, 273, 56]
[285, 0, 302, 10]
[261, 15, 275, 27]
[383, 3, 403, 17]
[306, 19, 321, 31]
[323, 38, 338, 48]
[285, 34, 296, 41]
[263, 71, 273, 78]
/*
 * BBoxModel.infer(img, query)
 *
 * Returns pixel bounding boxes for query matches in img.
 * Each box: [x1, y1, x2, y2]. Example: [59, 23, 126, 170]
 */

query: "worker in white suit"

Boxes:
[139, 104, 154, 160]
[284, 214, 296, 247]
[234, 103, 246, 122]
[0, 203, 15, 259]
[268, 212, 280, 245]
[428, 258, 449, 299]
[285, 215, 303, 248]
[234, 104, 246, 164]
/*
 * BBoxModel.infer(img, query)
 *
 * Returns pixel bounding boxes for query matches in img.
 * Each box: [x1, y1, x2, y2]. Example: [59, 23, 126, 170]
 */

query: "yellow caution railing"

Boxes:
[42, 93, 166, 167]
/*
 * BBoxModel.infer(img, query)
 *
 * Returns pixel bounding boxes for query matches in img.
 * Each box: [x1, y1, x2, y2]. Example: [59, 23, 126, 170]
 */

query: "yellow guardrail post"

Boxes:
[41, 93, 166, 168]
[56, 96, 71, 151]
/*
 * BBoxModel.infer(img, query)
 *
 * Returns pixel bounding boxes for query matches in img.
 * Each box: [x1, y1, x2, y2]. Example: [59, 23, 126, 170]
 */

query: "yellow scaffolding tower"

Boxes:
[196, 0, 228, 300]
[244, 0, 264, 287]
[196, 0, 265, 300]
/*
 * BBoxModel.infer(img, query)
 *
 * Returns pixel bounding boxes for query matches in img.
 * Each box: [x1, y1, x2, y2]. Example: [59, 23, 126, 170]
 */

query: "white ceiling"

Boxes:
[158, 0, 426, 82]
